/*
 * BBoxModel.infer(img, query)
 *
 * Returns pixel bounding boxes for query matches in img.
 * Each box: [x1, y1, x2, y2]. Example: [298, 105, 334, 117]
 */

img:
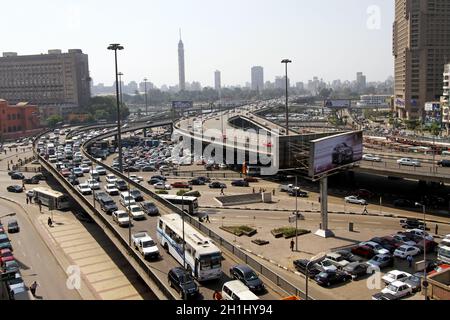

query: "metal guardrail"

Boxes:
[33, 128, 176, 300]
[83, 123, 310, 300]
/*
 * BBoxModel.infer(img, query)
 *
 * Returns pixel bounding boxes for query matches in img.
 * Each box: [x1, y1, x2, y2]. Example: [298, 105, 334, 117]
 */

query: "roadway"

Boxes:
[39, 129, 287, 300]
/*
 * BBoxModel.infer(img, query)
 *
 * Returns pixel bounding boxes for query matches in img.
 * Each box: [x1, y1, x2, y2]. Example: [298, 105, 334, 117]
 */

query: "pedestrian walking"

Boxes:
[407, 255, 413, 268]
[272, 189, 275, 196]
[363, 205, 369, 214]
[30, 281, 38, 297]
[26, 197, 29, 205]
[220, 187, 224, 196]
[290, 239, 295, 252]
[38, 200, 42, 212]
[205, 215, 210, 223]
[435, 224, 439, 235]
[252, 187, 255, 194]
[48, 217, 53, 227]
[318, 196, 321, 204]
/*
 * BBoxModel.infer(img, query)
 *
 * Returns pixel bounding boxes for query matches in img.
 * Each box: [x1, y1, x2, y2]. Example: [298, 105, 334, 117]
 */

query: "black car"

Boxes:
[372, 292, 400, 300]
[400, 218, 425, 230]
[197, 176, 211, 183]
[10, 173, 25, 180]
[404, 274, 422, 293]
[23, 177, 39, 185]
[7, 185, 23, 193]
[288, 189, 309, 197]
[130, 189, 144, 202]
[189, 178, 205, 186]
[335, 249, 363, 263]
[438, 160, 450, 167]
[229, 264, 265, 293]
[100, 198, 118, 215]
[343, 262, 368, 279]
[115, 180, 128, 191]
[151, 175, 167, 181]
[209, 182, 227, 189]
[314, 270, 352, 287]
[293, 259, 321, 277]
[142, 166, 156, 172]
[331, 143, 354, 165]
[141, 201, 159, 216]
[7, 220, 20, 233]
[68, 176, 80, 186]
[369, 237, 396, 253]
[231, 180, 249, 187]
[124, 166, 140, 172]
[168, 267, 199, 300]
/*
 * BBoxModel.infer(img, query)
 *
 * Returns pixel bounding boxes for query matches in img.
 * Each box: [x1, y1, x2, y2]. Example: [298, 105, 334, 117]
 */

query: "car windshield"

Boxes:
[117, 213, 128, 218]
[398, 247, 407, 252]
[244, 270, 259, 281]
[199, 253, 222, 270]
[408, 276, 420, 283]
[131, 207, 141, 212]
[179, 273, 194, 285]
[142, 240, 156, 248]
[386, 284, 398, 292]
[322, 260, 333, 267]
[8, 277, 24, 286]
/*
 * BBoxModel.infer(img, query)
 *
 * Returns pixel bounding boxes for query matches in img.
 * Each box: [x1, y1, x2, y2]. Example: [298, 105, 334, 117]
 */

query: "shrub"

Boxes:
[156, 190, 169, 195]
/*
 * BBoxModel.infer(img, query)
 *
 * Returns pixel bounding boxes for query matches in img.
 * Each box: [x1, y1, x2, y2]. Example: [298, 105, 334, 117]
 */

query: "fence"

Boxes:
[83, 132, 310, 300]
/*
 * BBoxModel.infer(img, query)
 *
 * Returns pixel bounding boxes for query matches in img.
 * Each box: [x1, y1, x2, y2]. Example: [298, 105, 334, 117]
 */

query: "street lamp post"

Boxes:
[107, 43, 124, 173]
[144, 78, 148, 117]
[416, 202, 428, 300]
[118, 72, 124, 108]
[281, 59, 292, 136]
[295, 176, 299, 252]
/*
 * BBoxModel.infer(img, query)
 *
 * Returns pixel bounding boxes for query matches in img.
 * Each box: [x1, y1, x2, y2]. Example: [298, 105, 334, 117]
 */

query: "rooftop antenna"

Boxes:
[179, 28, 182, 41]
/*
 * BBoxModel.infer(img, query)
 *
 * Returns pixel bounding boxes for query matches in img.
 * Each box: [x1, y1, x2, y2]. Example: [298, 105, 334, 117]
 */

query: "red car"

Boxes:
[61, 168, 71, 177]
[381, 236, 403, 249]
[416, 239, 438, 253]
[351, 245, 375, 259]
[171, 181, 190, 189]
[0, 248, 14, 264]
[355, 189, 374, 199]
[244, 177, 259, 183]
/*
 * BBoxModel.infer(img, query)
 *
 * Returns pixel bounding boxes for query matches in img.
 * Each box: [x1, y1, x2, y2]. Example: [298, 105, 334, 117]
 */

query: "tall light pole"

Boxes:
[281, 59, 292, 136]
[415, 202, 429, 300]
[305, 252, 326, 300]
[295, 176, 299, 252]
[144, 78, 148, 117]
[108, 43, 124, 173]
[118, 72, 124, 108]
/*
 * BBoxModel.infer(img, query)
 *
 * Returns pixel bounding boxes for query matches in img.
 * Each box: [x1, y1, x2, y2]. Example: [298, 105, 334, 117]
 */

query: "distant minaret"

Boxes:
[178, 29, 186, 91]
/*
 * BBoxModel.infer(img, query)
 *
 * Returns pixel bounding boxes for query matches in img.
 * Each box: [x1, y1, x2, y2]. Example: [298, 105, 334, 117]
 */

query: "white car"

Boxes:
[96, 166, 107, 175]
[112, 210, 130, 227]
[132, 232, 159, 259]
[315, 259, 338, 272]
[154, 182, 172, 190]
[129, 175, 143, 182]
[344, 196, 367, 205]
[381, 280, 412, 298]
[120, 195, 136, 207]
[86, 179, 100, 190]
[80, 164, 91, 173]
[360, 241, 390, 255]
[392, 234, 417, 246]
[397, 158, 421, 167]
[127, 205, 146, 220]
[394, 245, 421, 258]
[104, 184, 119, 196]
[106, 174, 117, 183]
[382, 270, 412, 285]
[72, 167, 84, 177]
[406, 229, 434, 241]
[362, 154, 382, 162]
[77, 183, 92, 195]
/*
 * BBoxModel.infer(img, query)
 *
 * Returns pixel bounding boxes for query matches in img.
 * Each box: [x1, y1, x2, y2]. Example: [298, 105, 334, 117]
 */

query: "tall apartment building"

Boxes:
[251, 66, 264, 91]
[393, 0, 450, 119]
[0, 49, 91, 108]
[356, 72, 367, 92]
[442, 63, 450, 130]
[214, 70, 221, 91]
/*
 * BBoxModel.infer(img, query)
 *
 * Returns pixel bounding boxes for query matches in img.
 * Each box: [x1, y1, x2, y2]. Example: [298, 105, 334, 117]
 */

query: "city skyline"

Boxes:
[1, 0, 394, 88]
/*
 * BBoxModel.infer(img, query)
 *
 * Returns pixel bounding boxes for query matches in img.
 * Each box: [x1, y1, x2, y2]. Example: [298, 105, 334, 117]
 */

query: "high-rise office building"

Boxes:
[393, 0, 450, 119]
[356, 72, 367, 92]
[251, 66, 264, 91]
[178, 31, 186, 91]
[275, 76, 290, 90]
[214, 70, 221, 91]
[0, 49, 91, 107]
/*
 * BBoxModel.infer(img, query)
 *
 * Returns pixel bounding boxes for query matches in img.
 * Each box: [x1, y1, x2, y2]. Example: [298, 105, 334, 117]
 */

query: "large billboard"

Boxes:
[309, 131, 363, 177]
[323, 99, 351, 109]
[172, 101, 193, 109]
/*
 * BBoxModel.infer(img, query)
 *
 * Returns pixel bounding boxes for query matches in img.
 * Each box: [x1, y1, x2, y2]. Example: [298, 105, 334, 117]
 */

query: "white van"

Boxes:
[221, 280, 259, 301]
[89, 169, 100, 182]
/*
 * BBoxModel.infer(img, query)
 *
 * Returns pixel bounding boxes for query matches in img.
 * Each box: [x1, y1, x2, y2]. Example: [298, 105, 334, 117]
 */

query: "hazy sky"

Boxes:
[2, 0, 394, 87]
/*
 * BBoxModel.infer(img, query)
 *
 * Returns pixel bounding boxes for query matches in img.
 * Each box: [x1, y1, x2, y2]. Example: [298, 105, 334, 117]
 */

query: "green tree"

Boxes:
[405, 119, 420, 131]
[85, 96, 129, 121]
[47, 115, 64, 128]
[429, 122, 442, 137]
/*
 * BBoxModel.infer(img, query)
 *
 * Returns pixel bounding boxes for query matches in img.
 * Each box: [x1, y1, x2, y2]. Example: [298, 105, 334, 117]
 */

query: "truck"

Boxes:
[131, 232, 160, 259]
[279, 184, 300, 193]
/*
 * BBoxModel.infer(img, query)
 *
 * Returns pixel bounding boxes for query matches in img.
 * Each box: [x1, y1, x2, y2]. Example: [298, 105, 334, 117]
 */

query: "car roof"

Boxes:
[391, 280, 407, 287]
[388, 270, 406, 275]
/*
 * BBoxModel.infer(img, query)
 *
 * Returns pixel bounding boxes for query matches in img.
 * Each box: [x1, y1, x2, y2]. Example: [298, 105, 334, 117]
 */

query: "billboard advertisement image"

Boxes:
[323, 99, 351, 108]
[309, 131, 363, 177]
[172, 101, 193, 109]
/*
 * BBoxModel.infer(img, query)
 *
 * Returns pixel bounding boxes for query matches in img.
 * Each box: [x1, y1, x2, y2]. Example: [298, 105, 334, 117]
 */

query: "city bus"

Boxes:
[46, 143, 55, 156]
[156, 214, 222, 281]
[158, 195, 199, 215]
[32, 187, 71, 210]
